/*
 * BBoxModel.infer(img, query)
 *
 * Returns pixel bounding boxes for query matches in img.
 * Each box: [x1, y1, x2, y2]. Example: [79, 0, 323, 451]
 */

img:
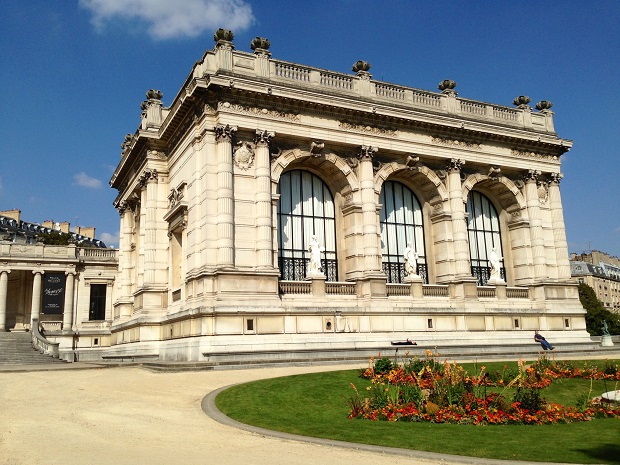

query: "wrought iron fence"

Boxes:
[471, 266, 506, 286]
[382, 262, 428, 284]
[278, 257, 338, 282]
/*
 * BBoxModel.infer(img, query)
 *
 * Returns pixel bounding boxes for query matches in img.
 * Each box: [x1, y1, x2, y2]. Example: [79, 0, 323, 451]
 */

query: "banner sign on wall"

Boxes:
[42, 273, 66, 314]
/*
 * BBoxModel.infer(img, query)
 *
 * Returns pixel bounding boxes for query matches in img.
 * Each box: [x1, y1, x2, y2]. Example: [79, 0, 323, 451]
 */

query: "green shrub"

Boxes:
[374, 357, 393, 374]
[513, 388, 544, 412]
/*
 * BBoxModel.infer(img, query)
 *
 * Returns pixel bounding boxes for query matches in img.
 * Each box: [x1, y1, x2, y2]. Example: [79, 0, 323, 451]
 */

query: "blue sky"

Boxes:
[1, 0, 618, 256]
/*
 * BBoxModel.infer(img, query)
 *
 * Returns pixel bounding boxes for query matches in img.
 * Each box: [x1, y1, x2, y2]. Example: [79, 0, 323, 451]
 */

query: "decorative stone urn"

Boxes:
[213, 28, 234, 42]
[536, 100, 554, 111]
[146, 89, 163, 101]
[352, 60, 371, 73]
[438, 79, 457, 96]
[250, 36, 271, 51]
[513, 95, 531, 108]
[438, 79, 457, 91]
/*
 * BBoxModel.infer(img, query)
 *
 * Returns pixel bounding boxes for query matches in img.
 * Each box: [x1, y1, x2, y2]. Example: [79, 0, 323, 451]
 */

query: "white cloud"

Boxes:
[74, 172, 103, 189]
[80, 0, 254, 40]
[99, 231, 120, 248]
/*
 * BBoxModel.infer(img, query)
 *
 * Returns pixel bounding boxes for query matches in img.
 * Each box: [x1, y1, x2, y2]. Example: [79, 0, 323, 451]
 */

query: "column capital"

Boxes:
[138, 168, 158, 187]
[447, 158, 465, 172]
[254, 129, 275, 147]
[357, 145, 378, 160]
[32, 270, 44, 276]
[523, 169, 541, 183]
[548, 172, 563, 185]
[0, 269, 10, 276]
[214, 124, 237, 142]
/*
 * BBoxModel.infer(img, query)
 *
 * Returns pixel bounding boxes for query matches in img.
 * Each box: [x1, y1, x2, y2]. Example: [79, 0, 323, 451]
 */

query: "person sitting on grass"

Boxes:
[534, 330, 554, 350]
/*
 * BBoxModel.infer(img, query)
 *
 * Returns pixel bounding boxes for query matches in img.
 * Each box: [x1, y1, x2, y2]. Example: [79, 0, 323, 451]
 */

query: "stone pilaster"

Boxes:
[116, 202, 134, 319]
[255, 130, 275, 269]
[358, 146, 382, 276]
[447, 159, 469, 277]
[548, 173, 571, 280]
[523, 170, 547, 282]
[31, 271, 43, 325]
[215, 124, 237, 268]
[62, 272, 75, 331]
[0, 270, 9, 331]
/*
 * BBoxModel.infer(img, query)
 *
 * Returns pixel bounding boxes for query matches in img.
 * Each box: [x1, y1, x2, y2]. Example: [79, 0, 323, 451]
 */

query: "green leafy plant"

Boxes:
[373, 357, 393, 374]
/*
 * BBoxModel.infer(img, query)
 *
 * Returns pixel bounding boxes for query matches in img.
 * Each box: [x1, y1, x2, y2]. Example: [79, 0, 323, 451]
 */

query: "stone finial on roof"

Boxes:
[536, 100, 554, 111]
[146, 89, 163, 101]
[513, 95, 531, 109]
[214, 28, 234, 43]
[250, 37, 271, 51]
[438, 79, 457, 96]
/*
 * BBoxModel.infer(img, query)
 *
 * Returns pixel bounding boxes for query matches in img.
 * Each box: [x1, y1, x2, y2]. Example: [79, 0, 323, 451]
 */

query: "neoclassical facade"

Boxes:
[0, 212, 117, 361]
[107, 30, 589, 362]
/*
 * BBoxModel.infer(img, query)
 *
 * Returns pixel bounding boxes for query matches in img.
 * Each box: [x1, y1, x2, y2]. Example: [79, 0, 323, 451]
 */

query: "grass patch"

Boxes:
[215, 360, 620, 464]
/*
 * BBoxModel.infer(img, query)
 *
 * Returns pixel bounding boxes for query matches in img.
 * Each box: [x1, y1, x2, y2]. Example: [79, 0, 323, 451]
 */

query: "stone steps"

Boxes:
[0, 332, 66, 365]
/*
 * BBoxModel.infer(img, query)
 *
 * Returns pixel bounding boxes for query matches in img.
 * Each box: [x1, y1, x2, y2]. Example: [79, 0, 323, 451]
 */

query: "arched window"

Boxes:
[466, 190, 505, 285]
[277, 170, 338, 281]
[379, 181, 427, 283]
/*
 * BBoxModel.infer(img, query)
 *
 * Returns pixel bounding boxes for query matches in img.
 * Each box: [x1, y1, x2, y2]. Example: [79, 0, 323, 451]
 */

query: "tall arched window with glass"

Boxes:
[277, 170, 338, 281]
[466, 190, 505, 285]
[379, 181, 427, 283]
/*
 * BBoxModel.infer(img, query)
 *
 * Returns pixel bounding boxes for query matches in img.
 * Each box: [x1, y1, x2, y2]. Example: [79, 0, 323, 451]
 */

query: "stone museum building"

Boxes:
[0, 210, 116, 359]
[1, 30, 591, 362]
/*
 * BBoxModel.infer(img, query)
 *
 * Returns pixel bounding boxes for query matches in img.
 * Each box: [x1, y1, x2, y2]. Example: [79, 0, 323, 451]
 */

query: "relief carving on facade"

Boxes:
[405, 155, 420, 170]
[432, 136, 481, 151]
[233, 141, 255, 170]
[488, 166, 502, 181]
[511, 149, 559, 161]
[310, 140, 324, 157]
[339, 121, 397, 137]
[218, 102, 300, 122]
[537, 181, 549, 205]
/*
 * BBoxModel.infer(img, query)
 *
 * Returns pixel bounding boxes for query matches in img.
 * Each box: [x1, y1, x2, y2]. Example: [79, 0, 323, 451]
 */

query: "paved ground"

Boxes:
[1, 355, 618, 465]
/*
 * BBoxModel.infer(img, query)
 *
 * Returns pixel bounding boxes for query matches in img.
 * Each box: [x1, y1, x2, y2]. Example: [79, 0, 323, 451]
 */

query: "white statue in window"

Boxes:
[307, 235, 324, 276]
[489, 247, 503, 281]
[404, 242, 418, 276]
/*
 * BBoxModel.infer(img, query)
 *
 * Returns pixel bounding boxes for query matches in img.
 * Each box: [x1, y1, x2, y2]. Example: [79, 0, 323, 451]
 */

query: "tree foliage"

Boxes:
[578, 283, 620, 335]
[36, 231, 74, 246]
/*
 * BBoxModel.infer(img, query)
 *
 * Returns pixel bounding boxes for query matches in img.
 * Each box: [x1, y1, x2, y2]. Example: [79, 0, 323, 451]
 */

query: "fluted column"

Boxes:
[31, 271, 43, 325]
[62, 272, 75, 330]
[523, 170, 547, 281]
[548, 173, 570, 280]
[358, 146, 382, 275]
[255, 130, 275, 268]
[447, 159, 470, 277]
[0, 270, 9, 331]
[141, 169, 160, 284]
[117, 203, 134, 318]
[215, 124, 237, 268]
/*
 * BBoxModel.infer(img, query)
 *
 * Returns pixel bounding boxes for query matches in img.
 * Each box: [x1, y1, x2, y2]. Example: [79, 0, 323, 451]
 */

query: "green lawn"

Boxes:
[215, 360, 620, 464]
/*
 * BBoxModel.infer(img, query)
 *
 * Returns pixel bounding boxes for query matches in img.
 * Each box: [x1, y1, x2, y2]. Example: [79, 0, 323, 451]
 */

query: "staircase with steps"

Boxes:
[0, 332, 66, 365]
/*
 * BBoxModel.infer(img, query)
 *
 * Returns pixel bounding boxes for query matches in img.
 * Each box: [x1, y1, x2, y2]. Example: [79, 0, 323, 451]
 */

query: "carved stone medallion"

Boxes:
[234, 141, 255, 170]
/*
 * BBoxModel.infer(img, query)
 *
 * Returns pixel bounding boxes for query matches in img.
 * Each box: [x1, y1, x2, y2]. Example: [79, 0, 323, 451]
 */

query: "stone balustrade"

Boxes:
[0, 242, 117, 262]
[207, 53, 557, 134]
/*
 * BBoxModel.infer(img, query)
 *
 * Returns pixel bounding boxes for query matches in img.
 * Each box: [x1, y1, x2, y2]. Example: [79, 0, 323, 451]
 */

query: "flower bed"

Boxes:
[347, 352, 620, 425]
